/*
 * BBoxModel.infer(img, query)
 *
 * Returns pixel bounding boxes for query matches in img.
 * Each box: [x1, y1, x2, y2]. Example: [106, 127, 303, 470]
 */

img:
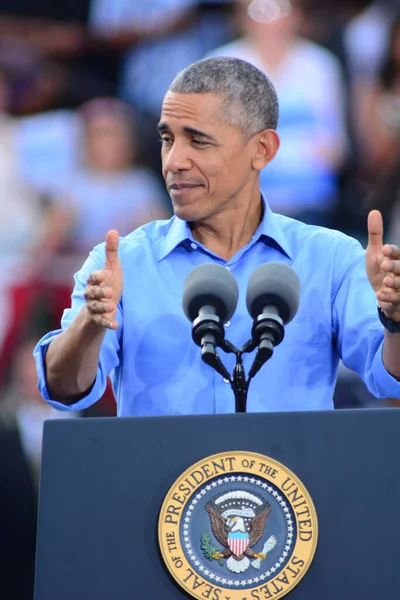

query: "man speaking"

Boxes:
[34, 57, 400, 415]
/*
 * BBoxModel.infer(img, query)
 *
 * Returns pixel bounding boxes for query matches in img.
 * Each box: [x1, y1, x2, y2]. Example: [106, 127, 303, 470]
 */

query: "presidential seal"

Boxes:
[158, 451, 318, 600]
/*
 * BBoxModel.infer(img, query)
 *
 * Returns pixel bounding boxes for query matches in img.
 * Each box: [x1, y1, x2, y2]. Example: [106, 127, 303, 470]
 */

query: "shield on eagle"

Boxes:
[228, 532, 249, 556]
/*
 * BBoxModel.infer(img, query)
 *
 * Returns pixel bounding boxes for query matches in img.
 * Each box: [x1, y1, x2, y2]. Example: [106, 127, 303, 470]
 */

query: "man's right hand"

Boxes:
[84, 230, 123, 329]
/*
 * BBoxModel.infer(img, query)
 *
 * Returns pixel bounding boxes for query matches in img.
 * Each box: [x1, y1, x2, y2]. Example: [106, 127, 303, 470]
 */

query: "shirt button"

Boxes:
[225, 320, 231, 327]
[190, 242, 197, 250]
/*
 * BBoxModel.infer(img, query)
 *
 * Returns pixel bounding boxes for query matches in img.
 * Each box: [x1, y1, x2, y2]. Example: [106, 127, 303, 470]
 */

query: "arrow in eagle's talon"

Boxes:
[251, 536, 277, 569]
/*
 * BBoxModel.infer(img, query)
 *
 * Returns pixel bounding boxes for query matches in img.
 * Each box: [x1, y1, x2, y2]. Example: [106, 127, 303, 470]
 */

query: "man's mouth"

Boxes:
[169, 183, 201, 190]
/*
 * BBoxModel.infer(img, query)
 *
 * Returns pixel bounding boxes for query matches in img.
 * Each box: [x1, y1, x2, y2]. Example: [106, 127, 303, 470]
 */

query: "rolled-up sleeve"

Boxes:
[332, 237, 400, 399]
[33, 244, 121, 411]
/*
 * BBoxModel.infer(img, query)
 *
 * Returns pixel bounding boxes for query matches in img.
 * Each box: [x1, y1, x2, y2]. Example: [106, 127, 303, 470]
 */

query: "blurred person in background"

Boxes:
[0, 1, 116, 108]
[0, 39, 67, 118]
[0, 66, 70, 385]
[0, 38, 84, 191]
[208, 0, 348, 226]
[0, 339, 76, 600]
[345, 0, 395, 84]
[362, 13, 400, 244]
[344, 0, 397, 155]
[45, 97, 171, 287]
[335, 10, 400, 409]
[88, 0, 233, 172]
[289, 0, 349, 72]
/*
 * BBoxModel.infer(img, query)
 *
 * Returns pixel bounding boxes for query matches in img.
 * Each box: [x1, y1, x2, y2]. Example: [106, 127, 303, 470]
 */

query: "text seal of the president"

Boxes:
[159, 451, 318, 600]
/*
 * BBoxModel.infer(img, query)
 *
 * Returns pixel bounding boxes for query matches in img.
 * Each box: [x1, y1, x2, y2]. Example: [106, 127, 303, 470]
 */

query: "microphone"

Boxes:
[246, 262, 301, 378]
[183, 263, 239, 377]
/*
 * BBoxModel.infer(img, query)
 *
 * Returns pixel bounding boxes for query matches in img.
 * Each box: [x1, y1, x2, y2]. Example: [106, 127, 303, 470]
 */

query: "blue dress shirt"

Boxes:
[34, 199, 400, 415]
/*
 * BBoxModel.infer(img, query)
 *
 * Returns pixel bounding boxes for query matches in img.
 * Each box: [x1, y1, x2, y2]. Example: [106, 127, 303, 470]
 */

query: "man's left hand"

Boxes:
[366, 210, 400, 322]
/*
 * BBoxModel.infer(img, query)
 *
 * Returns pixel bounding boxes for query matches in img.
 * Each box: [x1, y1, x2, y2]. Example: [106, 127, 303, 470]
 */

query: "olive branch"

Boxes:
[201, 532, 224, 566]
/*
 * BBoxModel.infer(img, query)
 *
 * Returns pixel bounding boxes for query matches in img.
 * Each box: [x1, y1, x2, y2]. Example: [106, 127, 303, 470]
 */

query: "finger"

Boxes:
[382, 244, 400, 259]
[105, 230, 120, 268]
[367, 210, 384, 252]
[91, 314, 119, 330]
[378, 298, 394, 311]
[381, 259, 400, 275]
[87, 270, 106, 286]
[377, 289, 400, 303]
[87, 300, 115, 315]
[84, 286, 113, 301]
[383, 275, 400, 289]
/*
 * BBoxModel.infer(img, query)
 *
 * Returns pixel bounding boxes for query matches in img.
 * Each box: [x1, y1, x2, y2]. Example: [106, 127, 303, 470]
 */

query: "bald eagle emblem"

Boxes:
[203, 490, 277, 574]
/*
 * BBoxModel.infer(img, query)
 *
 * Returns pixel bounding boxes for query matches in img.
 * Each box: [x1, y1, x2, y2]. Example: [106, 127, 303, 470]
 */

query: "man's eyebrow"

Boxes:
[157, 122, 216, 142]
[157, 122, 169, 133]
[182, 126, 216, 142]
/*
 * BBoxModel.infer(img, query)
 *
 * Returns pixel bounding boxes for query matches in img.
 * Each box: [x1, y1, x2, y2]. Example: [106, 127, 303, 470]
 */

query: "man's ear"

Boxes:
[252, 129, 280, 171]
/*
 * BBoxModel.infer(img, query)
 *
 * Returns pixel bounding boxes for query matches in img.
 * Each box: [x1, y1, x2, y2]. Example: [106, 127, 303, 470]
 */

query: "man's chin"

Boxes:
[172, 202, 202, 222]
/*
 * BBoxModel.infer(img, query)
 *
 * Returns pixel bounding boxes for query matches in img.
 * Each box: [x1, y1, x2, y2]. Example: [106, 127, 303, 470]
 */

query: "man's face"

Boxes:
[159, 92, 259, 222]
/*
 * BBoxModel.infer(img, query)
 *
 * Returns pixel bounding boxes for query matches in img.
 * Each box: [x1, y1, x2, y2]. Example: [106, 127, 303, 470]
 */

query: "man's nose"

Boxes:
[163, 141, 192, 173]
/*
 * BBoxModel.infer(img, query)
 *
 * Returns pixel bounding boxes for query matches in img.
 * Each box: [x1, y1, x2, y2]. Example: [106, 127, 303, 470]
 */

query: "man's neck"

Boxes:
[190, 197, 263, 262]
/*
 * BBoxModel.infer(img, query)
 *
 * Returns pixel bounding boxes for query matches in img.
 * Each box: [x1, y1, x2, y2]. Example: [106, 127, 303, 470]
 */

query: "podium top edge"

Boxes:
[42, 407, 400, 430]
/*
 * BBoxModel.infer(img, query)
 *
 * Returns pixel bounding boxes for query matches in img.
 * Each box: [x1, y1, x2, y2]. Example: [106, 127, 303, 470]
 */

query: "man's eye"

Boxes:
[192, 139, 208, 146]
[161, 136, 173, 144]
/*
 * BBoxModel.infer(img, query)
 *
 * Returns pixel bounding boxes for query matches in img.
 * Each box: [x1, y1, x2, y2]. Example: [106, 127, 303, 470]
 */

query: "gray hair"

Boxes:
[168, 57, 279, 138]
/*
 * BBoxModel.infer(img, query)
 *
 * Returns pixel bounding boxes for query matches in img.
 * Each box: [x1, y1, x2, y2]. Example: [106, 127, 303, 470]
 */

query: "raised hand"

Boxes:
[366, 210, 400, 321]
[84, 230, 123, 329]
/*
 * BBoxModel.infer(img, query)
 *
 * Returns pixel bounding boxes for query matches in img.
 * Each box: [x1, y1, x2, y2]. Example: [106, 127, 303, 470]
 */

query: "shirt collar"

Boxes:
[257, 194, 292, 259]
[156, 192, 292, 261]
[156, 213, 193, 262]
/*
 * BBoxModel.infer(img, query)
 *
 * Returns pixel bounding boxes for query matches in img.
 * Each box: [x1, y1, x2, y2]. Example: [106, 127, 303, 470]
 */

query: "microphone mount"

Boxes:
[220, 338, 258, 414]
[248, 306, 284, 379]
[191, 307, 285, 413]
[192, 306, 231, 381]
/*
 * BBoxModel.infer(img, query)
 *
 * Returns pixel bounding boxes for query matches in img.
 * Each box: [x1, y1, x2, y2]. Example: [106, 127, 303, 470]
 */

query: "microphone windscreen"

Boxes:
[246, 262, 300, 324]
[183, 263, 239, 323]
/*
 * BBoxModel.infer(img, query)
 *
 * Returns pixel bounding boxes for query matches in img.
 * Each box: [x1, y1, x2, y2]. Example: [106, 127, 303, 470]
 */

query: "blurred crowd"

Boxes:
[0, 0, 399, 597]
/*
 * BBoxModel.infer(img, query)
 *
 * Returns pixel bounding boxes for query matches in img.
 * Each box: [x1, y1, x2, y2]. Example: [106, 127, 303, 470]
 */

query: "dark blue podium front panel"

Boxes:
[34, 409, 400, 599]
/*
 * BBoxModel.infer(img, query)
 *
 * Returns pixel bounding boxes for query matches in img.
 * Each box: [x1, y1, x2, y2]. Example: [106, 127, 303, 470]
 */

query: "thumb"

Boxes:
[105, 230, 120, 268]
[367, 210, 384, 253]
